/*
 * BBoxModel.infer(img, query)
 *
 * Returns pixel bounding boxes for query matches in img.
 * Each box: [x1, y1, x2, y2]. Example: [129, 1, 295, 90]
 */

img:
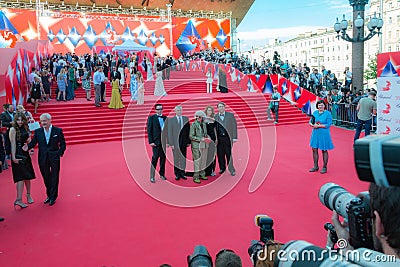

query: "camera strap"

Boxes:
[369, 135, 399, 187]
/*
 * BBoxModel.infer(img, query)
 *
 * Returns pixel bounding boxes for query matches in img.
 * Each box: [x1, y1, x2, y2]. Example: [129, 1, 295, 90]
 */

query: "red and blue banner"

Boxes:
[377, 52, 400, 135]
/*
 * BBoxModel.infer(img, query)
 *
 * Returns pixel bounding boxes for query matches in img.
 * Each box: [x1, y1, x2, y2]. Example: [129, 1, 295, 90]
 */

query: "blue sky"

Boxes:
[236, 0, 356, 50]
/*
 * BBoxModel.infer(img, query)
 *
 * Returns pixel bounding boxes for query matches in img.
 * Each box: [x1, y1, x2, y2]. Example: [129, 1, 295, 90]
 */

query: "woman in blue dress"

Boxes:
[309, 100, 334, 174]
[130, 67, 138, 101]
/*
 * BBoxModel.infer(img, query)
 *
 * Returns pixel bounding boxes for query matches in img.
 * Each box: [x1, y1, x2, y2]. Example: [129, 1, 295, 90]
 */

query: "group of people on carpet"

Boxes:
[147, 102, 237, 184]
[0, 110, 66, 221]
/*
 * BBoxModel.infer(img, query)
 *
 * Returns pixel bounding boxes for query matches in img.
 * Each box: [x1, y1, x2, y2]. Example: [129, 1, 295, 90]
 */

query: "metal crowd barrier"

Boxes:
[326, 103, 376, 131]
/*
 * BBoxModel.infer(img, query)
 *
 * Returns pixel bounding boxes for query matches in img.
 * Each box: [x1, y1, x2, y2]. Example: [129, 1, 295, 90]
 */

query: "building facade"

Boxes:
[251, 0, 399, 86]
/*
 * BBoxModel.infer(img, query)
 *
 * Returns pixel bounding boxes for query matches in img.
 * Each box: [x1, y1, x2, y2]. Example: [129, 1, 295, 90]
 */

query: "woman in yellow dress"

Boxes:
[108, 77, 125, 109]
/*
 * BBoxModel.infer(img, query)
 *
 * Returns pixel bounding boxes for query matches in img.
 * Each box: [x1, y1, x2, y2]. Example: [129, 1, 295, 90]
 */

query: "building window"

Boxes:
[332, 56, 335, 60]
[397, 15, 400, 23]
[338, 56, 340, 61]
[389, 2, 393, 9]
[327, 47, 329, 52]
[332, 47, 335, 52]
[388, 46, 392, 52]
[321, 38, 324, 43]
[347, 44, 349, 50]
[388, 31, 392, 39]
[389, 17, 393, 24]
[327, 57, 329, 62]
[338, 46, 340, 51]
[396, 30, 399, 38]
[346, 55, 349, 60]
[397, 45, 400, 51]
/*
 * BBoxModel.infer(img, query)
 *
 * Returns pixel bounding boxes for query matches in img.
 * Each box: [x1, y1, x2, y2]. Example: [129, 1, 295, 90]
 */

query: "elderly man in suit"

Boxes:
[24, 113, 66, 206]
[147, 104, 168, 183]
[168, 105, 190, 180]
[110, 66, 122, 81]
[214, 102, 237, 176]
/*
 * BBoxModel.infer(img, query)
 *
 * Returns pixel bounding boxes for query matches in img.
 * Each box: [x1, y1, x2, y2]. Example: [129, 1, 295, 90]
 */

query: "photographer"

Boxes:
[215, 250, 242, 267]
[331, 184, 400, 258]
[308, 69, 323, 94]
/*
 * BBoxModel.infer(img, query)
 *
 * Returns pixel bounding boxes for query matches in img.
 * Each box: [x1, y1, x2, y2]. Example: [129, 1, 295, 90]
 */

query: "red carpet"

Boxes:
[0, 124, 367, 266]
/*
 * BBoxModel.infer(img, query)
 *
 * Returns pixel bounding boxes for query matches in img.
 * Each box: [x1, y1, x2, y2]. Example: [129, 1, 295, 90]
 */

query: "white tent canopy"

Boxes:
[112, 40, 155, 53]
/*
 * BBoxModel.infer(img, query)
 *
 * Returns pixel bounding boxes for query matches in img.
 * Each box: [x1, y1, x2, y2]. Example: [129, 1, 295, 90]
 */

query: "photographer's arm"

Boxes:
[332, 211, 354, 252]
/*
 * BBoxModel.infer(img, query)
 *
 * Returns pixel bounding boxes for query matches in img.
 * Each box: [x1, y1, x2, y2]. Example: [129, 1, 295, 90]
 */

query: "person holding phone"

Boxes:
[309, 100, 334, 174]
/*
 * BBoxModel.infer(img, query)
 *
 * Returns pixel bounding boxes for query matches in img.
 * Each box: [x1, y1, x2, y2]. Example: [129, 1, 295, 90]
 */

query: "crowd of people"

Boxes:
[185, 48, 379, 128]
[26, 52, 179, 111]
[147, 102, 237, 184]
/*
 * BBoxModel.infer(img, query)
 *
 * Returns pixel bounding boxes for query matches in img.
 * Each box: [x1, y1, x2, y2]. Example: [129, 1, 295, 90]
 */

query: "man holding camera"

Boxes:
[331, 184, 400, 258]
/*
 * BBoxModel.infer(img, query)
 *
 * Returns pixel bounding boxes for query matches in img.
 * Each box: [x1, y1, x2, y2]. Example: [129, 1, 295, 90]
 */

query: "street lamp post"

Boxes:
[333, 0, 383, 93]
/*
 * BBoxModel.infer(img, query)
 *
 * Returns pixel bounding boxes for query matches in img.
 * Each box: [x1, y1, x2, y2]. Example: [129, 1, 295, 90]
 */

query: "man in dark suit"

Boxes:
[110, 66, 122, 81]
[167, 105, 190, 180]
[24, 113, 66, 206]
[214, 102, 237, 176]
[147, 104, 168, 183]
[164, 56, 173, 80]
[218, 68, 228, 93]
[0, 104, 15, 157]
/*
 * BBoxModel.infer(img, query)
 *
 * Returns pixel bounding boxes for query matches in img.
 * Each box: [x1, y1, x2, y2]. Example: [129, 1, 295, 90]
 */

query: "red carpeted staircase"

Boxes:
[28, 71, 309, 145]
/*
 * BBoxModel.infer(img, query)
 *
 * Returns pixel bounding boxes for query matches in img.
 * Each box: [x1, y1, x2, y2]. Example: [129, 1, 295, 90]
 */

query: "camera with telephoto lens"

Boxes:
[187, 245, 212, 267]
[319, 183, 373, 249]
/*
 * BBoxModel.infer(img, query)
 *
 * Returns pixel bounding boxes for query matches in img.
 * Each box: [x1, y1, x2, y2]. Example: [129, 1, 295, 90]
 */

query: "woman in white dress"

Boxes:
[136, 72, 145, 105]
[118, 65, 125, 87]
[146, 59, 154, 81]
[206, 69, 213, 93]
[154, 70, 167, 97]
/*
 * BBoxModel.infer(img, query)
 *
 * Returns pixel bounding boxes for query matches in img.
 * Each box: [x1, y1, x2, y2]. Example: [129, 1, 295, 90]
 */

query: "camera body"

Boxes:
[347, 198, 373, 249]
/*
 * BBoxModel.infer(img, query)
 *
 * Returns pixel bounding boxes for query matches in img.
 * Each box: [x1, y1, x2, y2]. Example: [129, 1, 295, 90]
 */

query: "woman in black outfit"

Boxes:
[30, 76, 43, 114]
[204, 105, 217, 176]
[41, 70, 51, 101]
[9, 112, 35, 208]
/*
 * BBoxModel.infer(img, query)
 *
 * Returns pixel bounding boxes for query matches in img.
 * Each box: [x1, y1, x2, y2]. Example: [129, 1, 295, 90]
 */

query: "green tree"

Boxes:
[364, 55, 377, 84]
